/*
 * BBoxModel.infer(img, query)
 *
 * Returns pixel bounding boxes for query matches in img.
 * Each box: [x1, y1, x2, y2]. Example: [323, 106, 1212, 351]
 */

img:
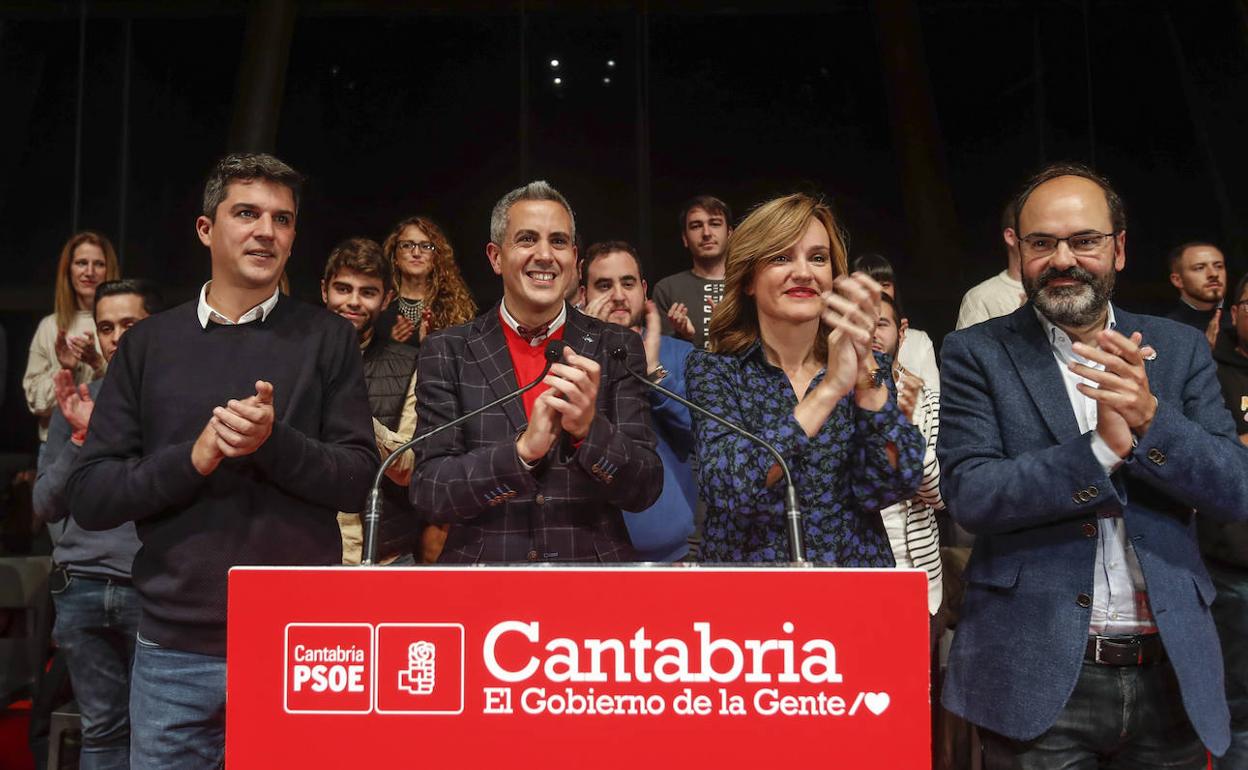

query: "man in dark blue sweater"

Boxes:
[66, 154, 377, 768]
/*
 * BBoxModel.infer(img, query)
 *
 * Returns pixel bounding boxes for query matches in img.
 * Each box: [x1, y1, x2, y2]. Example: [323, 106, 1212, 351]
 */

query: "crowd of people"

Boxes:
[14, 151, 1248, 769]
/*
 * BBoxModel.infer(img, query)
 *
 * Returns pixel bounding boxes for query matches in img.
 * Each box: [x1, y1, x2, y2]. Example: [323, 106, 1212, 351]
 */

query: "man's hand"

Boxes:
[642, 300, 663, 373]
[516, 390, 562, 463]
[542, 347, 601, 441]
[584, 292, 614, 324]
[1093, 397, 1134, 459]
[1071, 330, 1157, 457]
[210, 380, 276, 459]
[896, 368, 922, 422]
[1206, 308, 1221, 350]
[191, 420, 225, 476]
[391, 315, 415, 343]
[667, 302, 695, 341]
[54, 368, 94, 438]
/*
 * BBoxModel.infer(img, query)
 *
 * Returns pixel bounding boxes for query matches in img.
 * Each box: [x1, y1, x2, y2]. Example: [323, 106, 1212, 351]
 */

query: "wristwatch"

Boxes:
[646, 365, 669, 385]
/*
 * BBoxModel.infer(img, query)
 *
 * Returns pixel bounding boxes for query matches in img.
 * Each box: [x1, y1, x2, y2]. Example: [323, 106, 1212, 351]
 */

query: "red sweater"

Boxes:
[500, 319, 565, 419]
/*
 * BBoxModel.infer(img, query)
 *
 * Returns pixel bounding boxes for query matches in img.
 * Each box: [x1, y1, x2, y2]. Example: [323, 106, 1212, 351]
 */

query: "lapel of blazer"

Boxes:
[1107, 305, 1159, 397]
[561, 305, 603, 365]
[1002, 304, 1082, 443]
[465, 305, 527, 432]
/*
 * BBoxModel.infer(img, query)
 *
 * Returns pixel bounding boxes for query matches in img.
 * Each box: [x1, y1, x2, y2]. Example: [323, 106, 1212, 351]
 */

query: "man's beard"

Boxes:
[1023, 265, 1114, 327]
[1188, 281, 1225, 303]
[605, 303, 643, 328]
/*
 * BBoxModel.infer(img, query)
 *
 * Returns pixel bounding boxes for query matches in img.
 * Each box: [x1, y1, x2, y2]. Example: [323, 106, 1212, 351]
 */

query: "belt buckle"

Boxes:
[1095, 635, 1143, 665]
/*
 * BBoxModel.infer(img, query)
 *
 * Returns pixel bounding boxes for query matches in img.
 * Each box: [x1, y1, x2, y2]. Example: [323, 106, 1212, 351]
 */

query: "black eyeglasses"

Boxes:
[398, 240, 437, 254]
[1019, 231, 1119, 258]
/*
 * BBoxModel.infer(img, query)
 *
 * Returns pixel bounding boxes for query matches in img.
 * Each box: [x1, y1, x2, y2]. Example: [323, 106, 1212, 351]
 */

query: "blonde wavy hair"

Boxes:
[382, 215, 478, 332]
[54, 231, 121, 330]
[708, 193, 848, 357]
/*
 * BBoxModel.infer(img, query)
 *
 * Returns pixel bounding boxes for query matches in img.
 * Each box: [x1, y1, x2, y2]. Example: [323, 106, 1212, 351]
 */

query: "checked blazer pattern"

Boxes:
[411, 303, 663, 563]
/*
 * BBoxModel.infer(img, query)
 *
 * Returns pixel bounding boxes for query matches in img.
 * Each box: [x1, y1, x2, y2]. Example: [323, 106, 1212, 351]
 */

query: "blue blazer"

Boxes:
[937, 303, 1248, 754]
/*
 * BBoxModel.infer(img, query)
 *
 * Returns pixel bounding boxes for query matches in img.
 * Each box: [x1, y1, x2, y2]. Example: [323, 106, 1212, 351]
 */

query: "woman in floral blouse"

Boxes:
[686, 193, 925, 565]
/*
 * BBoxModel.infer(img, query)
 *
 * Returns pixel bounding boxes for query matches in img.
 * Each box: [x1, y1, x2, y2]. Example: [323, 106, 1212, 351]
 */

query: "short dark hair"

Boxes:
[581, 240, 642, 287]
[851, 253, 895, 286]
[202, 153, 304, 220]
[93, 279, 164, 320]
[879, 288, 904, 322]
[679, 195, 732, 231]
[323, 237, 392, 295]
[1235, 272, 1248, 304]
[1011, 161, 1126, 235]
[1000, 199, 1016, 232]
[1166, 240, 1221, 274]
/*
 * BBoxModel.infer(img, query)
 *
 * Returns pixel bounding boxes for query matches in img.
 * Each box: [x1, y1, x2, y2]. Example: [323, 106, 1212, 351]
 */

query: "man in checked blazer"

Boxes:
[938, 162, 1248, 767]
[410, 181, 662, 562]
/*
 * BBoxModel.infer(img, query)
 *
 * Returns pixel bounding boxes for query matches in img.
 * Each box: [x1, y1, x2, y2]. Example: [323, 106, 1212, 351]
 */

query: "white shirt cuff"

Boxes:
[1089, 432, 1125, 474]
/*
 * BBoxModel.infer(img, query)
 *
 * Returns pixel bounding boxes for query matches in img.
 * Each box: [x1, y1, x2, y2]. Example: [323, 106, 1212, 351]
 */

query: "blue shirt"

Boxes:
[686, 341, 924, 565]
[624, 335, 697, 561]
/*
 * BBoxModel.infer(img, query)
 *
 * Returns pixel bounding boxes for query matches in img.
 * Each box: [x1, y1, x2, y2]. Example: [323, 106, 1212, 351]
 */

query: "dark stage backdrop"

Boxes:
[1, 0, 1246, 454]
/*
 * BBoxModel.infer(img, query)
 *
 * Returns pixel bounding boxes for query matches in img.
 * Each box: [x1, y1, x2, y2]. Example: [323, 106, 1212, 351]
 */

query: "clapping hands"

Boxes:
[1070, 330, 1157, 458]
[55, 329, 103, 373]
[192, 380, 277, 475]
[819, 272, 888, 410]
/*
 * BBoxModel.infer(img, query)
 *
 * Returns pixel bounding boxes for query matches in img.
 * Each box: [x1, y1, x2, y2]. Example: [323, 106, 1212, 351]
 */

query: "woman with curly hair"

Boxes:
[23, 231, 120, 444]
[377, 215, 477, 347]
[686, 192, 923, 566]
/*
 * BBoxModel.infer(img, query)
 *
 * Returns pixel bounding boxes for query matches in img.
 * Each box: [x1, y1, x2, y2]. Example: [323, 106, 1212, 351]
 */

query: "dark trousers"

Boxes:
[980, 658, 1206, 769]
[1210, 561, 1248, 770]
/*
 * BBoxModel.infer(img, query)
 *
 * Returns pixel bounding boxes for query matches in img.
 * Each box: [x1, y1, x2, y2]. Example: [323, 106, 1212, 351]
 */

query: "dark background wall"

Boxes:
[2, 0, 1246, 455]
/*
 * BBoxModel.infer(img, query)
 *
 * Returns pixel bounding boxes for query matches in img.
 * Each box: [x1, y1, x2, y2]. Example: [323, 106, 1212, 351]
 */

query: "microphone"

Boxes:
[361, 340, 566, 565]
[609, 347, 807, 564]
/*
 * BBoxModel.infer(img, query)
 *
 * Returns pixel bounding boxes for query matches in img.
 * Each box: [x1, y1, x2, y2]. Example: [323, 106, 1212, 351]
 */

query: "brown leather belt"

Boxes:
[1084, 634, 1165, 666]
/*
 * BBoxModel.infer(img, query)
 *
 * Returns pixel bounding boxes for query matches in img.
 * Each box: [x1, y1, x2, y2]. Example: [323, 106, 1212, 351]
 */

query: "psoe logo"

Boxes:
[375, 624, 465, 715]
[398, 641, 437, 695]
[284, 623, 373, 715]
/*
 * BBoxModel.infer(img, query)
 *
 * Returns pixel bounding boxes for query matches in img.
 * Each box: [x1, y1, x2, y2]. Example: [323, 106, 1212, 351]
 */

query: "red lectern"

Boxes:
[226, 566, 930, 768]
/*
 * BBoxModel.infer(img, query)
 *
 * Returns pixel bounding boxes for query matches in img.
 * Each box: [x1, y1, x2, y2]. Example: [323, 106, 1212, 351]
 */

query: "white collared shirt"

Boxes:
[498, 299, 567, 347]
[1035, 306, 1157, 636]
[196, 282, 280, 329]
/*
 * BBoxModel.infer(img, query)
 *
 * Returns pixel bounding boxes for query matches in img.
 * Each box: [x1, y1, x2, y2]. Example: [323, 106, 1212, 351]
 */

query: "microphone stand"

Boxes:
[361, 342, 564, 566]
[610, 348, 807, 564]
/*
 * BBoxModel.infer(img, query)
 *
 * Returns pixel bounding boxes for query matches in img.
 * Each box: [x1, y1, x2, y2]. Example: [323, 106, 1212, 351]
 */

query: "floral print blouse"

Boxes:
[686, 341, 925, 566]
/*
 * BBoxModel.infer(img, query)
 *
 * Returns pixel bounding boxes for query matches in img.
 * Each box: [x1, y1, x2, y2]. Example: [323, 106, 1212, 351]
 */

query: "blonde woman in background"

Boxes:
[23, 231, 119, 446]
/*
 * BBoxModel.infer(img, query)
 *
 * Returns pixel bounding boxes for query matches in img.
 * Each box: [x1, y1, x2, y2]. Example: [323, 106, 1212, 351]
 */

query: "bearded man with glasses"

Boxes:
[938, 161, 1248, 768]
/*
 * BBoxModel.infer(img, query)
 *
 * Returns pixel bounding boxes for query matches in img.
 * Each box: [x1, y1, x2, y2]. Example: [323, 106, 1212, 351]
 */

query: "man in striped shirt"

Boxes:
[873, 294, 943, 638]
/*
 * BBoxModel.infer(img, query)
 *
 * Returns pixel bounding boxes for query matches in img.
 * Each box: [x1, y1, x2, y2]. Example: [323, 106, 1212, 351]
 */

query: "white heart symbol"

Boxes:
[864, 692, 890, 715]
